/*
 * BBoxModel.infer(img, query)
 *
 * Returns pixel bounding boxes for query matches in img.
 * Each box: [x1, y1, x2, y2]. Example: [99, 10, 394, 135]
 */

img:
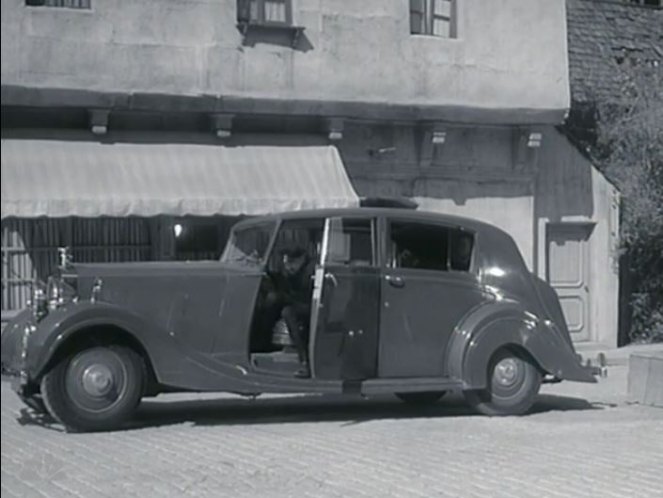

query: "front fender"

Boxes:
[446, 301, 596, 389]
[26, 301, 175, 381]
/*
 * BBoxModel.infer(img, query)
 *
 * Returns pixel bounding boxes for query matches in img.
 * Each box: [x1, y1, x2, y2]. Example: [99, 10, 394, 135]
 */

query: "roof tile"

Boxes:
[567, 0, 663, 104]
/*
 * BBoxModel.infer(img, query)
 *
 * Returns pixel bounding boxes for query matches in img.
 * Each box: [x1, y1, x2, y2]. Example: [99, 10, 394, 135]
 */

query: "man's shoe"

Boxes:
[294, 363, 310, 378]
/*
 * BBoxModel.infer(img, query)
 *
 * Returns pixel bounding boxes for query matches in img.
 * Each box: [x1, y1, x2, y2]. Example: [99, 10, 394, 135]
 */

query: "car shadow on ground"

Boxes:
[12, 392, 605, 433]
[134, 394, 477, 429]
[127, 392, 603, 430]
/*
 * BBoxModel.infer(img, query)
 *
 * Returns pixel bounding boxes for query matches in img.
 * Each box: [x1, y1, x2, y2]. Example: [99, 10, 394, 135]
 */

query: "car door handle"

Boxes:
[324, 272, 338, 287]
[385, 275, 405, 288]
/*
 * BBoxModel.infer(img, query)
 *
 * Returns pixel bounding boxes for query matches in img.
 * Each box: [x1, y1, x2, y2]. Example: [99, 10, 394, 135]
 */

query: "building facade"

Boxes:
[1, 0, 621, 346]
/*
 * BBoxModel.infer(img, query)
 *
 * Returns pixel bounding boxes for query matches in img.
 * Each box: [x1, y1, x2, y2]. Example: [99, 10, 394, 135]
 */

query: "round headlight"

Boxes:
[47, 276, 64, 310]
[31, 284, 47, 318]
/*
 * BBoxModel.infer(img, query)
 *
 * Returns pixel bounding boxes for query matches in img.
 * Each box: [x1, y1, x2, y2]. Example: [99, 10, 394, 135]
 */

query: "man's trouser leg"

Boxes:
[282, 305, 307, 364]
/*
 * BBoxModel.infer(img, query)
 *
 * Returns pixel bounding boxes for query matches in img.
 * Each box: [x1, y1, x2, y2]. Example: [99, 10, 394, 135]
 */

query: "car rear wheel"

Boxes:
[40, 345, 145, 432]
[395, 391, 446, 405]
[464, 348, 541, 416]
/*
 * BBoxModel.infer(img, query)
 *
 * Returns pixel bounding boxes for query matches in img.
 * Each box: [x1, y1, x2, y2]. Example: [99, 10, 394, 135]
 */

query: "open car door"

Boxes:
[310, 217, 380, 381]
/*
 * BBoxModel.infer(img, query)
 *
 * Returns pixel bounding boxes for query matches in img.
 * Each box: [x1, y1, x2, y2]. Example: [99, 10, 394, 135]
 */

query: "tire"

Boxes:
[464, 348, 541, 416]
[40, 345, 145, 432]
[395, 391, 446, 405]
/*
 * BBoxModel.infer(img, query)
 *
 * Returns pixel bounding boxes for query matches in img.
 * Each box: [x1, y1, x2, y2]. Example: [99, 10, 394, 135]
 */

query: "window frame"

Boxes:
[237, 0, 293, 27]
[263, 217, 326, 273]
[409, 0, 458, 39]
[323, 216, 379, 268]
[220, 220, 277, 266]
[25, 0, 91, 9]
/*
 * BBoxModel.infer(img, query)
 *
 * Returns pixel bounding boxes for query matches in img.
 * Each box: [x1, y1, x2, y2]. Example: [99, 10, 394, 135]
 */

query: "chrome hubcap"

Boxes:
[81, 364, 114, 397]
[494, 358, 520, 388]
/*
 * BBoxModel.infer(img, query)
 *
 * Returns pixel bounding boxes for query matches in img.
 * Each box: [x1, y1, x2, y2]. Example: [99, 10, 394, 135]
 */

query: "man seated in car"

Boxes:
[271, 246, 315, 378]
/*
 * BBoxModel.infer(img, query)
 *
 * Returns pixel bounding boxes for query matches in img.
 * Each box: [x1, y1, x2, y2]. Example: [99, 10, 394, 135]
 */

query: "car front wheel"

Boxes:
[464, 348, 541, 416]
[40, 345, 145, 432]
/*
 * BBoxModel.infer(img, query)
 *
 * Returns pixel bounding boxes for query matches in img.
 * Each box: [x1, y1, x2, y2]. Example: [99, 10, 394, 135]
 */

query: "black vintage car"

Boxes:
[1, 208, 601, 431]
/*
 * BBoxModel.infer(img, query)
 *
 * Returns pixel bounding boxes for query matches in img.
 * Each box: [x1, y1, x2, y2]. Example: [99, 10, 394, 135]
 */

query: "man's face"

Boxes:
[283, 253, 306, 275]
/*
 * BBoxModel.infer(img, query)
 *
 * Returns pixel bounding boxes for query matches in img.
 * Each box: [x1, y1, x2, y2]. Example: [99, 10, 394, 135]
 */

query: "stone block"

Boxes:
[627, 351, 663, 408]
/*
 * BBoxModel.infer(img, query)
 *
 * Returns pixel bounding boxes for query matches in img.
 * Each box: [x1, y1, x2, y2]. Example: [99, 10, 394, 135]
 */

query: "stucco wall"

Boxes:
[1, 0, 569, 114]
[536, 129, 620, 347]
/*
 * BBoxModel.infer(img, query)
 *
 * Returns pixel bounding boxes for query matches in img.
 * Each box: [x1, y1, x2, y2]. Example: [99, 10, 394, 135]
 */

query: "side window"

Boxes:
[389, 221, 474, 272]
[325, 218, 375, 267]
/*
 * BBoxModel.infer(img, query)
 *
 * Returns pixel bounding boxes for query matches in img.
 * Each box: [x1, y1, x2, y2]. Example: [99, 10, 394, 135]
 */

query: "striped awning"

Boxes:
[1, 139, 359, 218]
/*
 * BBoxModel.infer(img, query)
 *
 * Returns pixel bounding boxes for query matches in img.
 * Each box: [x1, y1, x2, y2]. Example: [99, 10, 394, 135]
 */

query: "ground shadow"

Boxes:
[131, 394, 476, 430]
[16, 408, 65, 433]
[239, 25, 314, 52]
[11, 392, 605, 433]
[530, 394, 604, 413]
[127, 392, 603, 431]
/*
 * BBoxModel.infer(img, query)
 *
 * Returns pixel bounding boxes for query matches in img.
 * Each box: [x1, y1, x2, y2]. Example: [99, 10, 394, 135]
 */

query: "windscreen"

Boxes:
[220, 222, 276, 265]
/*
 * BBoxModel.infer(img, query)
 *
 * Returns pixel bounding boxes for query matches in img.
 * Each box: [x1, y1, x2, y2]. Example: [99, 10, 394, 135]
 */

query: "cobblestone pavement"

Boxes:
[2, 365, 662, 498]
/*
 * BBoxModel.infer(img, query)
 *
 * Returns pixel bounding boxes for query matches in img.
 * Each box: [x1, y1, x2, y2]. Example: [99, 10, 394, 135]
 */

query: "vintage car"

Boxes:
[1, 208, 602, 431]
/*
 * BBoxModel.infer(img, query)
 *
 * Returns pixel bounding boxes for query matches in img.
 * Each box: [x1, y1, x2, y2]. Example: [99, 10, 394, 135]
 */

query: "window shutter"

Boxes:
[410, 0, 426, 34]
[237, 0, 252, 22]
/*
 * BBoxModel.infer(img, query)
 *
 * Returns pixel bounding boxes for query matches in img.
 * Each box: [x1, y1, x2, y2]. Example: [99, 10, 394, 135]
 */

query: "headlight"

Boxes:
[47, 276, 63, 310]
[30, 282, 48, 319]
[47, 276, 77, 310]
[29, 276, 76, 319]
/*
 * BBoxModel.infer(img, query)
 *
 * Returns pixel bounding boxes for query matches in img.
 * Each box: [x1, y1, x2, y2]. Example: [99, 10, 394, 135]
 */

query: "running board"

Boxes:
[360, 377, 462, 395]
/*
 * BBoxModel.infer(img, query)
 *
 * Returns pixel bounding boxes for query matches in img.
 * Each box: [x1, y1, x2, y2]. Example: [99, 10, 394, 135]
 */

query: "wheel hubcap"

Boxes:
[81, 364, 114, 397]
[494, 358, 521, 388]
[65, 348, 129, 413]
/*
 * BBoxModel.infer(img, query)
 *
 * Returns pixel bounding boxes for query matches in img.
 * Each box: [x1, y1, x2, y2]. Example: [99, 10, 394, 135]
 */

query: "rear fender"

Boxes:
[446, 302, 596, 389]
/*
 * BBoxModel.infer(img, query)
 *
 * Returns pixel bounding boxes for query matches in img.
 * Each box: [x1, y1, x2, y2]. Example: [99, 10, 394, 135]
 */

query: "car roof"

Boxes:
[233, 207, 507, 239]
[232, 207, 530, 287]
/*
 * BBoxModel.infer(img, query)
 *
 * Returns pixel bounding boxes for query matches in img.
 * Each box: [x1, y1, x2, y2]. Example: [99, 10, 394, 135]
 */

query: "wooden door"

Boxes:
[546, 224, 592, 342]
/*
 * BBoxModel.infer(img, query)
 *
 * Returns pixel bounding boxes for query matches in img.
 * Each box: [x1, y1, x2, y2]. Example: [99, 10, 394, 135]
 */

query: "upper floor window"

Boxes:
[26, 0, 91, 8]
[627, 0, 661, 7]
[237, 0, 292, 26]
[410, 0, 457, 38]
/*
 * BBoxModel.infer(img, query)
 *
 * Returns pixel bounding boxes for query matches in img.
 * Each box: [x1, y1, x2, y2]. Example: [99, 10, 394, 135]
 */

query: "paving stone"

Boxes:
[2, 367, 662, 498]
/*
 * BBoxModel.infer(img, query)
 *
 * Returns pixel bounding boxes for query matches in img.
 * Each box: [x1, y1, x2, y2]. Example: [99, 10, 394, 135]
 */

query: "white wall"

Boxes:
[1, 0, 569, 114]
